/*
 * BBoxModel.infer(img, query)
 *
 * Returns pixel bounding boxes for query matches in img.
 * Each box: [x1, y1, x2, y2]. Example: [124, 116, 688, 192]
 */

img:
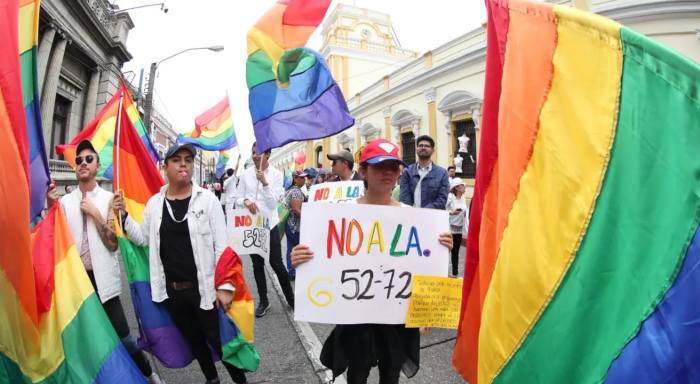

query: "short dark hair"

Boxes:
[226, 169, 234, 176]
[415, 135, 435, 147]
[447, 166, 455, 171]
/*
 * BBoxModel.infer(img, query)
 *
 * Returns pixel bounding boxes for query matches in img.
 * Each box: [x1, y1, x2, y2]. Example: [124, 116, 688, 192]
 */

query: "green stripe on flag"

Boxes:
[222, 333, 260, 372]
[19, 49, 36, 106]
[118, 237, 151, 282]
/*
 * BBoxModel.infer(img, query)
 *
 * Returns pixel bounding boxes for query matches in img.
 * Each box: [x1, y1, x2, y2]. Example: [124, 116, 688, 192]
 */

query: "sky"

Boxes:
[118, 0, 487, 163]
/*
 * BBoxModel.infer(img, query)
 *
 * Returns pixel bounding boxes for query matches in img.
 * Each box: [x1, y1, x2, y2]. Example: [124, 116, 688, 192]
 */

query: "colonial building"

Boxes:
[269, 0, 700, 198]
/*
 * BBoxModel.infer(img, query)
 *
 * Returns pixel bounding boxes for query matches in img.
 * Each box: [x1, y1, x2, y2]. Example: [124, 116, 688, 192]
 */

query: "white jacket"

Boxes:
[124, 184, 228, 310]
[60, 185, 121, 303]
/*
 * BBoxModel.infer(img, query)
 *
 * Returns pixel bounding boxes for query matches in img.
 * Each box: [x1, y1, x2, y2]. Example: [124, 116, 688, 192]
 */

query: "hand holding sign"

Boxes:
[294, 203, 450, 324]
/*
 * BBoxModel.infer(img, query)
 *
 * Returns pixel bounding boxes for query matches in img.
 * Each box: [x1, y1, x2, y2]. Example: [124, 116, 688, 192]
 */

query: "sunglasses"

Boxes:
[76, 155, 95, 165]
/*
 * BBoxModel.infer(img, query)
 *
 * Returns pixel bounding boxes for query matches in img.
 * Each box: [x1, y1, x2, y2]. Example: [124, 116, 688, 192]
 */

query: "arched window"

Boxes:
[315, 145, 323, 168]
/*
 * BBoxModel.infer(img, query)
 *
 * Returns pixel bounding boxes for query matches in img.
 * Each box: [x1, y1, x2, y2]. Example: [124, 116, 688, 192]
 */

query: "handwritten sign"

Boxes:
[308, 181, 364, 203]
[295, 203, 449, 324]
[227, 208, 270, 258]
[405, 276, 463, 329]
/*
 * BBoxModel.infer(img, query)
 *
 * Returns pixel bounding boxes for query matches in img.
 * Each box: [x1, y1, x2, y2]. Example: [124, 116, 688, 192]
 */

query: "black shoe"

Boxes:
[255, 302, 270, 318]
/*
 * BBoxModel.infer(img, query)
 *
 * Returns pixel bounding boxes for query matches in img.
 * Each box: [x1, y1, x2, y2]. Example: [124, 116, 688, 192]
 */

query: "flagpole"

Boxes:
[114, 92, 125, 225]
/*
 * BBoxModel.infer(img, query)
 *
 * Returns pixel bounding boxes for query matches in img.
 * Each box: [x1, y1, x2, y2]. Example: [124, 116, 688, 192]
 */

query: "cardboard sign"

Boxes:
[405, 275, 463, 329]
[227, 208, 270, 258]
[308, 181, 364, 203]
[295, 203, 449, 324]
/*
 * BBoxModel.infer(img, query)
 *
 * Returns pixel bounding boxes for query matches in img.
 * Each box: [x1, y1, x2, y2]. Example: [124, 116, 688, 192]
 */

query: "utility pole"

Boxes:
[143, 62, 157, 135]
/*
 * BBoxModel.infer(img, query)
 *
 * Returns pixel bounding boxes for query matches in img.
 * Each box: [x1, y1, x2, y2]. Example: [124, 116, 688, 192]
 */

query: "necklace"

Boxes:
[165, 199, 188, 223]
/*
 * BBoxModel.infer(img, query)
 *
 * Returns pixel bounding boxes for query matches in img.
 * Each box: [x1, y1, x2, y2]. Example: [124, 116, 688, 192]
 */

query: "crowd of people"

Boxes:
[47, 134, 470, 384]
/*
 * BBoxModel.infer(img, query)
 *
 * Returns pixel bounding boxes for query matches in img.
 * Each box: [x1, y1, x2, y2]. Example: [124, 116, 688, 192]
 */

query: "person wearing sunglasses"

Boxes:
[47, 139, 162, 384]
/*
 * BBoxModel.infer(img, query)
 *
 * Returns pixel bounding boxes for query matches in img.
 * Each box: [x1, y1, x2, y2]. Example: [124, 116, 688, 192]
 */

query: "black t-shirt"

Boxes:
[159, 196, 198, 285]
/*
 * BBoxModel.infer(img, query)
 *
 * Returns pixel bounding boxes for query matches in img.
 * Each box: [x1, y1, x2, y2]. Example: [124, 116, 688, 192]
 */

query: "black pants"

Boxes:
[451, 234, 462, 276]
[345, 328, 402, 384]
[87, 271, 152, 377]
[251, 225, 294, 306]
[165, 286, 247, 383]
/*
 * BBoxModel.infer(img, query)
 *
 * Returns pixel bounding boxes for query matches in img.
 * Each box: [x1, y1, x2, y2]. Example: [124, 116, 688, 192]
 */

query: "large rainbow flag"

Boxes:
[246, 0, 354, 152]
[453, 1, 700, 383]
[215, 247, 260, 371]
[177, 95, 237, 151]
[1, 1, 144, 380]
[0, 0, 49, 221]
[57, 83, 159, 179]
[112, 98, 195, 368]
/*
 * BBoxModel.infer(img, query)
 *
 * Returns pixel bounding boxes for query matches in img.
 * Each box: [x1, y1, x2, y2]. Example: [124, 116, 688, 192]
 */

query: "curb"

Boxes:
[264, 263, 346, 384]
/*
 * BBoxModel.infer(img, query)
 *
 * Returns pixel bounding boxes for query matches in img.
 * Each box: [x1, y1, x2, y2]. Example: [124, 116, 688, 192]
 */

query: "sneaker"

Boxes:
[255, 302, 270, 318]
[147, 372, 165, 384]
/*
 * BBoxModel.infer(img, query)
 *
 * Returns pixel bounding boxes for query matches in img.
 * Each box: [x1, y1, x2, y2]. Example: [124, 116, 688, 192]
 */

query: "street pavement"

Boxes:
[119, 241, 467, 384]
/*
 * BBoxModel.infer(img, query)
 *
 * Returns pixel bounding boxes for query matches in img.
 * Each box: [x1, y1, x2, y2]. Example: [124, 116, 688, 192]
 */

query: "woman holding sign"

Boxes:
[291, 139, 453, 384]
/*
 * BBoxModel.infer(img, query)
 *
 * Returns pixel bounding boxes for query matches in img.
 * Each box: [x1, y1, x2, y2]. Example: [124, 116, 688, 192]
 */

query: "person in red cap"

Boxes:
[290, 138, 453, 384]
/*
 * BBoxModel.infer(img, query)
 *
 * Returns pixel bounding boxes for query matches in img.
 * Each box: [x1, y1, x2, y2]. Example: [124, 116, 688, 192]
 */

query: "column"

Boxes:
[322, 136, 331, 167]
[82, 69, 101, 126]
[424, 87, 438, 160]
[37, 26, 56, 91]
[383, 107, 391, 139]
[40, 37, 68, 156]
[305, 140, 314, 168]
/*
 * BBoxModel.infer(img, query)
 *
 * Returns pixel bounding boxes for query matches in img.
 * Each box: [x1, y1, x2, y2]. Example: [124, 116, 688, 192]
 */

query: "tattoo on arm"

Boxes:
[97, 210, 118, 252]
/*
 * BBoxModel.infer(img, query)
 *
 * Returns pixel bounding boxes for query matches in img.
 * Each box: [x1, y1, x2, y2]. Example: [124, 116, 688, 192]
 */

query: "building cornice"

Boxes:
[594, 0, 700, 22]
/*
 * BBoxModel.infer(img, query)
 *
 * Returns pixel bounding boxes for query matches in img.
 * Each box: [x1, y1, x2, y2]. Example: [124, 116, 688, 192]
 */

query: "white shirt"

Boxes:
[234, 166, 284, 228]
[223, 175, 238, 204]
[414, 162, 433, 208]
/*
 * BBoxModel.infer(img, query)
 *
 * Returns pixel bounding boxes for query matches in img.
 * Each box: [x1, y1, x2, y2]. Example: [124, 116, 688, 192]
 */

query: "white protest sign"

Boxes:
[294, 203, 449, 324]
[227, 208, 270, 258]
[308, 181, 364, 203]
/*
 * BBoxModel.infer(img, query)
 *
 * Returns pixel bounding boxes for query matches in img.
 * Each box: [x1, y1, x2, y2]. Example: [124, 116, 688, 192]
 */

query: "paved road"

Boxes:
[119, 242, 468, 383]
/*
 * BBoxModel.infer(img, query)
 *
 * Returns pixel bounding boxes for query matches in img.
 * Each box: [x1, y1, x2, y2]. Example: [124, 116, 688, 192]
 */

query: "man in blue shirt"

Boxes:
[399, 135, 449, 209]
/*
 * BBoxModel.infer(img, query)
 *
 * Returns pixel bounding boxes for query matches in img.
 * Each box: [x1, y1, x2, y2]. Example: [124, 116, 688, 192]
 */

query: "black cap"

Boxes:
[415, 135, 435, 147]
[76, 139, 97, 155]
[165, 143, 197, 161]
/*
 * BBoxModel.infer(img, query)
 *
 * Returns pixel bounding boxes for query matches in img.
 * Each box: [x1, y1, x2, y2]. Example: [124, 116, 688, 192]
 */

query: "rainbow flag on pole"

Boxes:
[453, 1, 700, 383]
[112, 94, 196, 368]
[246, 0, 354, 152]
[57, 83, 159, 179]
[215, 150, 230, 179]
[177, 96, 237, 151]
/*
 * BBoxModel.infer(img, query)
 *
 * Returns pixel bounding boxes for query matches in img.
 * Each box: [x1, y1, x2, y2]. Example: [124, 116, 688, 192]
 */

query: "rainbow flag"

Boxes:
[215, 150, 230, 179]
[178, 96, 237, 151]
[453, 1, 700, 384]
[246, 0, 354, 152]
[215, 247, 260, 371]
[1, 0, 49, 221]
[113, 98, 196, 368]
[56, 83, 159, 179]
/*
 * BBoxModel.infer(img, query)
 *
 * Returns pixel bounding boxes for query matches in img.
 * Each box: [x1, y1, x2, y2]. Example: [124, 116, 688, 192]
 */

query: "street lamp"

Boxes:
[143, 45, 224, 135]
[112, 2, 169, 15]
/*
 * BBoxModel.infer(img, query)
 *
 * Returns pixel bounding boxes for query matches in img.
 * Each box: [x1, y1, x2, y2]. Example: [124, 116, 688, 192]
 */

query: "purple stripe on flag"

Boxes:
[253, 84, 354, 153]
[26, 97, 48, 220]
[605, 226, 700, 384]
[130, 281, 194, 368]
[95, 343, 147, 384]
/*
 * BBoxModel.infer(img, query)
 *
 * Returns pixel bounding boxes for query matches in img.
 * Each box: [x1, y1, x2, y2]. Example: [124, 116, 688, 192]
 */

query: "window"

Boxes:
[51, 95, 71, 159]
[315, 145, 323, 168]
[401, 131, 415, 165]
[454, 120, 477, 178]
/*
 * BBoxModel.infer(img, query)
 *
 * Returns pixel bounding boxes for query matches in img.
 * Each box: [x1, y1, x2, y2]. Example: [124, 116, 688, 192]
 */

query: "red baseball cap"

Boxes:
[360, 138, 405, 165]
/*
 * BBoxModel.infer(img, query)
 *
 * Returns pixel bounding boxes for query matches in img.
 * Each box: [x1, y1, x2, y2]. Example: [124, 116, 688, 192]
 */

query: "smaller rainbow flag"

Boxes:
[177, 96, 237, 151]
[246, 0, 354, 152]
[215, 247, 260, 371]
[215, 150, 230, 179]
[56, 84, 159, 179]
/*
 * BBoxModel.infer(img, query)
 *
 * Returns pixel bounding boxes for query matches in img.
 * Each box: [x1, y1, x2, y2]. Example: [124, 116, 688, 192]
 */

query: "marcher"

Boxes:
[399, 135, 449, 209]
[47, 139, 162, 384]
[283, 170, 307, 280]
[291, 138, 453, 384]
[327, 149, 363, 181]
[113, 143, 247, 384]
[234, 142, 295, 317]
[446, 178, 467, 277]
